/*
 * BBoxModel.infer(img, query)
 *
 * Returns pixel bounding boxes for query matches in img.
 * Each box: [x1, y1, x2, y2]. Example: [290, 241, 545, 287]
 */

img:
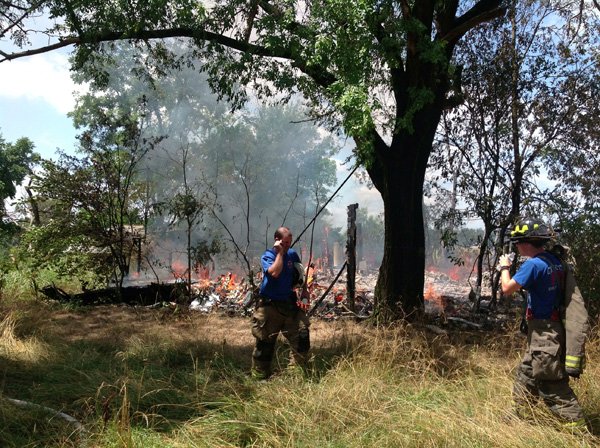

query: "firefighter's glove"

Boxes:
[498, 254, 514, 272]
[297, 290, 310, 311]
[565, 355, 585, 379]
[297, 297, 310, 312]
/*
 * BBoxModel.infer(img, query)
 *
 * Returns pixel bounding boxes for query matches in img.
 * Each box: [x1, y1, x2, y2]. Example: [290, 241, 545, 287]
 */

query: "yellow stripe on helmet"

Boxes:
[511, 224, 529, 236]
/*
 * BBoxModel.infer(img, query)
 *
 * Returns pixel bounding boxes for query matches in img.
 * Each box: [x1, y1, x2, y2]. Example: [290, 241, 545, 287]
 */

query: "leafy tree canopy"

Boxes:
[0, 0, 524, 320]
[0, 134, 40, 223]
[0, 135, 36, 199]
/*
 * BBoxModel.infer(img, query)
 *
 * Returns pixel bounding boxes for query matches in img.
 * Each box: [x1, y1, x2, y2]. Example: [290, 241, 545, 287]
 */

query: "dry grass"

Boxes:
[0, 302, 599, 447]
[0, 310, 50, 363]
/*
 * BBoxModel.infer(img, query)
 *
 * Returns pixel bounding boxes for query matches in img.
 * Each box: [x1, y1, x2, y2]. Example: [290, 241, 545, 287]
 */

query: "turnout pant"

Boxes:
[513, 320, 584, 423]
[251, 301, 310, 378]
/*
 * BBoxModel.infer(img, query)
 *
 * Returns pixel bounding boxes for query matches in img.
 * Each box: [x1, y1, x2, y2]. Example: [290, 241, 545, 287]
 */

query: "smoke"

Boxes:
[81, 40, 369, 283]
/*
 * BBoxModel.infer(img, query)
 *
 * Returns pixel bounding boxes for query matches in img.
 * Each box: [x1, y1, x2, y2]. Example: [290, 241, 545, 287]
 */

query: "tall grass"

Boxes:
[0, 302, 598, 447]
[1, 267, 83, 302]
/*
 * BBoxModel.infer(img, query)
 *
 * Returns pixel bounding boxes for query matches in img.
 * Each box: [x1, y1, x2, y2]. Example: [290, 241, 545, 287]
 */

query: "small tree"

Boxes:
[32, 104, 160, 288]
[164, 145, 220, 300]
[0, 135, 40, 224]
[0, 134, 41, 293]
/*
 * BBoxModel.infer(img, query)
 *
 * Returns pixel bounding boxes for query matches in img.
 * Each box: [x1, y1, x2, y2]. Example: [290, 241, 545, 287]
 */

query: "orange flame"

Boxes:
[447, 265, 463, 282]
[171, 260, 187, 278]
[227, 273, 238, 290]
[426, 264, 469, 282]
[424, 283, 446, 311]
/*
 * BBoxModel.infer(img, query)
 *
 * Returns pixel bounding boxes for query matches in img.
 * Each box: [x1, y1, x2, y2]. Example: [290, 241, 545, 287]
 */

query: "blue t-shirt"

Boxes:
[259, 248, 301, 302]
[513, 252, 564, 319]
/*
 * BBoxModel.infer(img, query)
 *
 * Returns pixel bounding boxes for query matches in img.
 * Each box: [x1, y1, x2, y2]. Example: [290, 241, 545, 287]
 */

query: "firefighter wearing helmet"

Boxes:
[499, 217, 588, 427]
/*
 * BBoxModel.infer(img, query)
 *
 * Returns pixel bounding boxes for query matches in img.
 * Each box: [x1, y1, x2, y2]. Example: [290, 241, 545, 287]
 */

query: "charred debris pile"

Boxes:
[39, 268, 522, 332]
[40, 206, 520, 330]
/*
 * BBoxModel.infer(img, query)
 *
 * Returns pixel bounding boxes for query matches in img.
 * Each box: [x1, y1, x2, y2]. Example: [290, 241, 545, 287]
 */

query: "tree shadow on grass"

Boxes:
[0, 305, 368, 446]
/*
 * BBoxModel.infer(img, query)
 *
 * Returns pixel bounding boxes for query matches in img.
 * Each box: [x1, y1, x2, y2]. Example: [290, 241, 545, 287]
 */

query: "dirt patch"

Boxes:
[32, 305, 366, 352]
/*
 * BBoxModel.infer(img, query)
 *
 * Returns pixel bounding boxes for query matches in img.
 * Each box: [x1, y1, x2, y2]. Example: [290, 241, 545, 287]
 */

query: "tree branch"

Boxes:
[369, 10, 406, 109]
[1, 27, 290, 62]
[0, 1, 30, 11]
[243, 0, 259, 42]
[0, 0, 44, 39]
[1, 24, 337, 88]
[438, 0, 506, 44]
[0, 36, 78, 60]
[399, 0, 411, 19]
[257, 0, 281, 16]
[257, 0, 314, 39]
[62, 0, 84, 36]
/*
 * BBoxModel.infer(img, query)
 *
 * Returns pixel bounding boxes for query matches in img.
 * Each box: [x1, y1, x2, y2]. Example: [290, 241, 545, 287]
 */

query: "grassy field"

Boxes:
[1, 297, 599, 447]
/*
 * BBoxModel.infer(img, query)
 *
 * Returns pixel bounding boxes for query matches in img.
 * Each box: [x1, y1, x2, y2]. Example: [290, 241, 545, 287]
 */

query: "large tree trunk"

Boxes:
[368, 124, 437, 322]
[374, 173, 426, 321]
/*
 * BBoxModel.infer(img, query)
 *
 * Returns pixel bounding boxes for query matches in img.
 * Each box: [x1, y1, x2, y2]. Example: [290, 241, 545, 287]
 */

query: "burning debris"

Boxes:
[188, 272, 254, 315]
[177, 264, 508, 328]
[184, 269, 374, 320]
[39, 263, 517, 330]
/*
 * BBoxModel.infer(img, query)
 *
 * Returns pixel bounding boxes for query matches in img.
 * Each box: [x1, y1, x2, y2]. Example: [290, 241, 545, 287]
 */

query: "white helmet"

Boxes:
[293, 262, 305, 288]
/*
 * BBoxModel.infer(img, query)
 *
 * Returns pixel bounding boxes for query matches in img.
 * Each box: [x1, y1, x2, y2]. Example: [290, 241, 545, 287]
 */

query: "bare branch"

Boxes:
[0, 0, 44, 39]
[439, 0, 507, 44]
[281, 171, 300, 226]
[1, 27, 283, 62]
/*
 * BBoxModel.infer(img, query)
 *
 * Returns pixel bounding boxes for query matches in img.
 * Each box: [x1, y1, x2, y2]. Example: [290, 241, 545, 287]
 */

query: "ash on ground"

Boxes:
[185, 268, 524, 332]
[41, 267, 524, 332]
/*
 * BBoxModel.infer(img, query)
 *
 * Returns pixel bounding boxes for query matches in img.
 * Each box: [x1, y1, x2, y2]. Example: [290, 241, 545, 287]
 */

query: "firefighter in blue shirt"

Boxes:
[251, 226, 310, 379]
[500, 217, 587, 427]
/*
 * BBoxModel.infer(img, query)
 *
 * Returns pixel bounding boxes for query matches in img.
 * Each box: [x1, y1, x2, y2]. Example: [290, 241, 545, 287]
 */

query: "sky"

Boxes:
[0, 46, 384, 228]
[0, 49, 81, 159]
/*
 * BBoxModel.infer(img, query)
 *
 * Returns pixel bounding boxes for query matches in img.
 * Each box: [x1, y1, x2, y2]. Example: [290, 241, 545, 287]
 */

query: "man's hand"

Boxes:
[499, 253, 521, 295]
[499, 254, 513, 269]
[273, 239, 283, 253]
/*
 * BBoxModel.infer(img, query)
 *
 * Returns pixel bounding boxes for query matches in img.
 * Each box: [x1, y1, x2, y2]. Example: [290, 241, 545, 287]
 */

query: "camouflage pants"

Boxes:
[251, 301, 310, 378]
[513, 320, 584, 423]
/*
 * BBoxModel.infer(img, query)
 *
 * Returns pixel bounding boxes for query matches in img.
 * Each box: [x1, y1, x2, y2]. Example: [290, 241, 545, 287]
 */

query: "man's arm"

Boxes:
[267, 251, 284, 278]
[499, 254, 522, 295]
[266, 240, 285, 278]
